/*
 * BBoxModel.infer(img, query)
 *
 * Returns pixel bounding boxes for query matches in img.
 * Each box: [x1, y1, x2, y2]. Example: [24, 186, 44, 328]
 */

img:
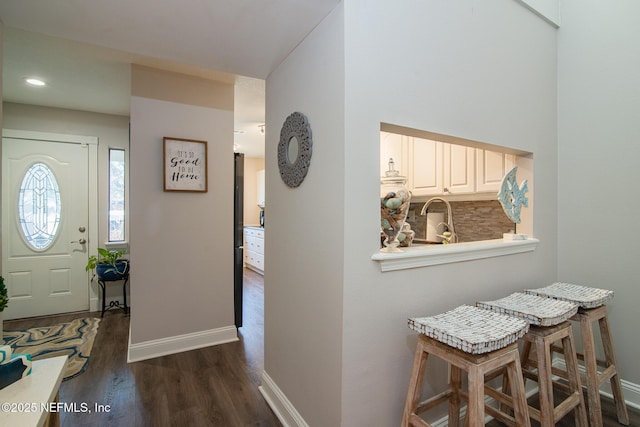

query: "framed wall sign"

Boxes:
[163, 137, 208, 192]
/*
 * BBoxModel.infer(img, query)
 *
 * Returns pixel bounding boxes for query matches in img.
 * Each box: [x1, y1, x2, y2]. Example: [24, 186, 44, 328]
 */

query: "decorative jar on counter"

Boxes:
[380, 158, 412, 252]
[399, 222, 415, 247]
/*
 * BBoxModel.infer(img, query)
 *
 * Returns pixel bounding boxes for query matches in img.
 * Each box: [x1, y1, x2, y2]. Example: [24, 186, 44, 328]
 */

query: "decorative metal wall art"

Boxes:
[497, 166, 528, 224]
[278, 112, 313, 188]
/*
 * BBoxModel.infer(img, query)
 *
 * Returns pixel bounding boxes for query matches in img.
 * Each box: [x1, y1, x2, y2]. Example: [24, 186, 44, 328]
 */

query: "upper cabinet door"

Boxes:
[443, 144, 475, 194]
[410, 137, 443, 196]
[380, 132, 408, 178]
[380, 131, 517, 197]
[475, 150, 515, 193]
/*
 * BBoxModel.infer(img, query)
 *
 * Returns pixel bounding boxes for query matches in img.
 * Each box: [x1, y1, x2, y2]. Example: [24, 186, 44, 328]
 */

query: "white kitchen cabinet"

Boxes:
[475, 150, 515, 193]
[244, 226, 264, 275]
[409, 137, 444, 196]
[443, 144, 475, 194]
[380, 132, 408, 178]
[380, 131, 517, 197]
[257, 169, 265, 207]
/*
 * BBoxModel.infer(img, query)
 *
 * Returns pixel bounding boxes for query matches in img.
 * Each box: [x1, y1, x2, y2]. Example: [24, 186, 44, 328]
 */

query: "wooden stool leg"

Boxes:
[536, 337, 554, 427]
[520, 340, 533, 387]
[449, 365, 462, 427]
[466, 365, 485, 427]
[498, 341, 533, 417]
[562, 333, 588, 427]
[403, 338, 430, 427]
[598, 315, 630, 425]
[580, 314, 603, 427]
[506, 356, 531, 427]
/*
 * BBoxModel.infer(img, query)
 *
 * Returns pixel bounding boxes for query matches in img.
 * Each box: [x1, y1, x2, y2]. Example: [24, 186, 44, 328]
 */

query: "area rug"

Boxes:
[3, 317, 100, 381]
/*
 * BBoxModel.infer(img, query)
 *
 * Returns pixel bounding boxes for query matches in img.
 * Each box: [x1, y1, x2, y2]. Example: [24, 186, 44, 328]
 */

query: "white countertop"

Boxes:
[372, 238, 539, 271]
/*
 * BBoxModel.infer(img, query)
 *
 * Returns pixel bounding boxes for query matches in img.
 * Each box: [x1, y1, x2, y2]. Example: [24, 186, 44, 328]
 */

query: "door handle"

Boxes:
[71, 238, 87, 244]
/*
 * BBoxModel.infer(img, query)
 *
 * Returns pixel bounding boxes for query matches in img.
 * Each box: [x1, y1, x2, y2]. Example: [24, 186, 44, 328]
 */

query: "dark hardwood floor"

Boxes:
[4, 268, 281, 427]
[5, 268, 639, 426]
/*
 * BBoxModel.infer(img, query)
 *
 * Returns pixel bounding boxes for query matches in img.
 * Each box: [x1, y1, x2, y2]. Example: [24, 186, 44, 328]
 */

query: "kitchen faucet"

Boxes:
[420, 197, 458, 243]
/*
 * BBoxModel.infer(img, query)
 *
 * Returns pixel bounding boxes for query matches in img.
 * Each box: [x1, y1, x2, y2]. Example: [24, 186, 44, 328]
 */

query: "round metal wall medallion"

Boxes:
[278, 112, 313, 188]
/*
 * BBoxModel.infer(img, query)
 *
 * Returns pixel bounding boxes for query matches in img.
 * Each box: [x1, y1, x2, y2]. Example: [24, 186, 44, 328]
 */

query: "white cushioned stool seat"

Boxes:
[524, 282, 613, 308]
[476, 292, 578, 327]
[408, 305, 529, 355]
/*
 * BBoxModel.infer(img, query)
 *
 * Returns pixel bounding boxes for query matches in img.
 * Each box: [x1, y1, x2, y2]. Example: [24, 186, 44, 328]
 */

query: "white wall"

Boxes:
[129, 67, 236, 356]
[340, 1, 558, 425]
[265, 0, 558, 425]
[558, 0, 640, 389]
[264, 4, 345, 426]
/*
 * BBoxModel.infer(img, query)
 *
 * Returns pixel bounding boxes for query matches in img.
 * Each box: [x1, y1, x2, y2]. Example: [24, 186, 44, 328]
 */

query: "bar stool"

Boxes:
[476, 292, 588, 427]
[525, 282, 630, 427]
[403, 305, 531, 427]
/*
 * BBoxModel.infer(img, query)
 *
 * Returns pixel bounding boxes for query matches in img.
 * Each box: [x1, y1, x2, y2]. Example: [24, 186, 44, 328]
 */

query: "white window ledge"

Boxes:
[371, 238, 539, 272]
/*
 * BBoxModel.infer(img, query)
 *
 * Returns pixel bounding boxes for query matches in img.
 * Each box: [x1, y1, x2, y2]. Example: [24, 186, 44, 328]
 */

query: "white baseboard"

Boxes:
[127, 325, 238, 363]
[554, 358, 640, 410]
[246, 265, 264, 275]
[259, 371, 309, 427]
[90, 297, 99, 312]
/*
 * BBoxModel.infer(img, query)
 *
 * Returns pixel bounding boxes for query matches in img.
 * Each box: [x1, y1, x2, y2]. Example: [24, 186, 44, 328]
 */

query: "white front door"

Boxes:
[2, 134, 92, 320]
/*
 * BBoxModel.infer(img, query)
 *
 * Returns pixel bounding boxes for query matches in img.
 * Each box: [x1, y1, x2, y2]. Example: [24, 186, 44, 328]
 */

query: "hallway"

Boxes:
[4, 268, 281, 427]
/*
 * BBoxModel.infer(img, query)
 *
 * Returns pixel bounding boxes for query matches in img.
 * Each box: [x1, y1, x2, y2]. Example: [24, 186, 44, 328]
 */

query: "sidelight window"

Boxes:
[109, 149, 126, 242]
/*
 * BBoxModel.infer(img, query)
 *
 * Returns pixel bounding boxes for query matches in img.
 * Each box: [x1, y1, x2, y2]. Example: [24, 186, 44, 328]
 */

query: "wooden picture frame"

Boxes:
[163, 137, 208, 192]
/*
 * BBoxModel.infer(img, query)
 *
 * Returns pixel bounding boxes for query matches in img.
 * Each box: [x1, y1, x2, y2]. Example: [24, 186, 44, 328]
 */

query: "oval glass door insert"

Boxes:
[18, 162, 62, 250]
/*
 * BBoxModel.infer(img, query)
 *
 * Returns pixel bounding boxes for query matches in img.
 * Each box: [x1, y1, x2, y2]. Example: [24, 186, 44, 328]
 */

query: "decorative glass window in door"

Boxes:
[18, 162, 62, 250]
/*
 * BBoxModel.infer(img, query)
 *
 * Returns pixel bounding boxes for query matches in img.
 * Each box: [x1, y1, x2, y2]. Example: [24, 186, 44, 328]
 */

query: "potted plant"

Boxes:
[0, 276, 9, 340]
[86, 248, 130, 281]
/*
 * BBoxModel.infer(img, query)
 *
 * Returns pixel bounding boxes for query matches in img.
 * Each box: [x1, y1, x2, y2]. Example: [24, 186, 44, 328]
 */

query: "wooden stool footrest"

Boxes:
[415, 390, 453, 415]
[408, 413, 432, 427]
[483, 386, 519, 426]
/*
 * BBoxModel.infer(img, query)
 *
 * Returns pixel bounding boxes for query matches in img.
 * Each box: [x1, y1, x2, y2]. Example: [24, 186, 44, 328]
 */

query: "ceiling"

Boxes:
[0, 0, 340, 158]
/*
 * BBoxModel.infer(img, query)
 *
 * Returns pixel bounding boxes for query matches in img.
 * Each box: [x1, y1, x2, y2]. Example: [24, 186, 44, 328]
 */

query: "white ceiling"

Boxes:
[0, 0, 340, 158]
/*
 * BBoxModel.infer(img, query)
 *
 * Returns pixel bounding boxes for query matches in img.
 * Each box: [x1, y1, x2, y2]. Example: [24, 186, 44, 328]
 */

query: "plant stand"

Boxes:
[97, 274, 129, 318]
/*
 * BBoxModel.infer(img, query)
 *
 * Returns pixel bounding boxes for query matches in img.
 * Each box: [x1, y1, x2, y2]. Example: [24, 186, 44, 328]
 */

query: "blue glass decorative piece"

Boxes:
[497, 166, 528, 224]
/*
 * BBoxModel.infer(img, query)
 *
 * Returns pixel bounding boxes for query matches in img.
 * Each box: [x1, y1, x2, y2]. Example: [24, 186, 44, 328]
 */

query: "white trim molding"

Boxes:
[372, 238, 539, 272]
[554, 358, 640, 410]
[3, 128, 98, 145]
[259, 371, 310, 427]
[127, 326, 238, 363]
[513, 0, 560, 28]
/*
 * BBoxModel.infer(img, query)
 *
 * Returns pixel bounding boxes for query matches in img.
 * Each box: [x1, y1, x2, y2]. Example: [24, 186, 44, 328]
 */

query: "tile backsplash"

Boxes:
[405, 200, 515, 243]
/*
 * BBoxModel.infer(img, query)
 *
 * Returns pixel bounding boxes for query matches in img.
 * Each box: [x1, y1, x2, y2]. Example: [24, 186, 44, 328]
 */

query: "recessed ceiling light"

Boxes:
[25, 78, 46, 86]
